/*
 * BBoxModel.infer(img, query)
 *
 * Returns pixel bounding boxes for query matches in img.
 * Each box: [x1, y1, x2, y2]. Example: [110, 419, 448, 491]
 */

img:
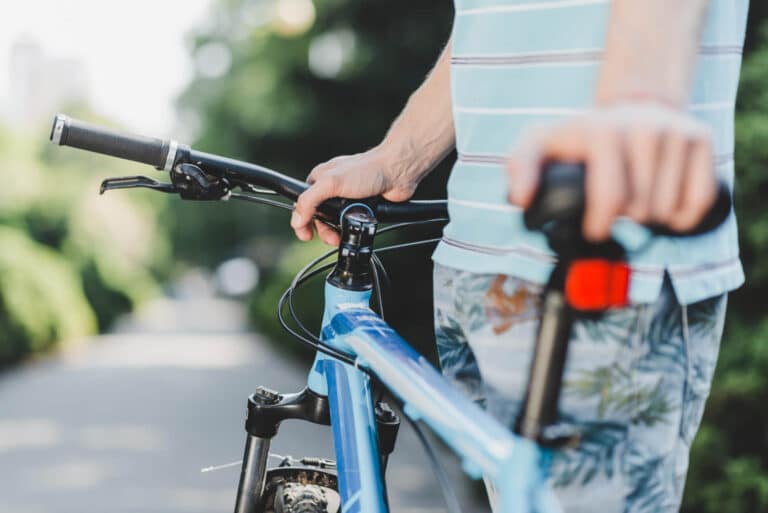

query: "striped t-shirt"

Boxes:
[432, 0, 749, 304]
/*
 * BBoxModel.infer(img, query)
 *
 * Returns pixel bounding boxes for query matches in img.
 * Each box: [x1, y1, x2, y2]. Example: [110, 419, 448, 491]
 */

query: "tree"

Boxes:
[177, 0, 455, 352]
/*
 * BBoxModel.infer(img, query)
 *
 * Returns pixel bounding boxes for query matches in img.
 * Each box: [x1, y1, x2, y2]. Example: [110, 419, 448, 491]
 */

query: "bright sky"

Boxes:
[0, 0, 212, 135]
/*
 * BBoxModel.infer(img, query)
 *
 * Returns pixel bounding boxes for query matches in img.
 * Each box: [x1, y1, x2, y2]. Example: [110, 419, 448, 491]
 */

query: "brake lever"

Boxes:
[99, 165, 233, 202]
[171, 163, 231, 200]
[100, 176, 177, 195]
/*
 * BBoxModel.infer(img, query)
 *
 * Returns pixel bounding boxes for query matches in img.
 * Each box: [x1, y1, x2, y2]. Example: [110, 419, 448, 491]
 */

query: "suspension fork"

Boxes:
[234, 435, 271, 513]
[233, 387, 332, 513]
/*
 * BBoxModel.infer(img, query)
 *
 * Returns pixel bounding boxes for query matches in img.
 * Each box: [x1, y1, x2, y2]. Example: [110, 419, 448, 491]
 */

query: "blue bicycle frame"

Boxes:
[305, 282, 562, 513]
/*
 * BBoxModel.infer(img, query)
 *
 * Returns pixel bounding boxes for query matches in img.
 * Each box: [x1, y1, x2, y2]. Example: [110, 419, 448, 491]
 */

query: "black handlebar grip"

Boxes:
[376, 199, 449, 223]
[50, 114, 178, 171]
[524, 162, 587, 231]
[524, 162, 732, 237]
[647, 185, 732, 237]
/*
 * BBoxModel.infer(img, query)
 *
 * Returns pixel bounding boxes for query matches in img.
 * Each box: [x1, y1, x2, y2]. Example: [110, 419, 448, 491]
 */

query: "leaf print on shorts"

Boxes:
[432, 265, 727, 512]
[551, 420, 627, 487]
[565, 365, 673, 426]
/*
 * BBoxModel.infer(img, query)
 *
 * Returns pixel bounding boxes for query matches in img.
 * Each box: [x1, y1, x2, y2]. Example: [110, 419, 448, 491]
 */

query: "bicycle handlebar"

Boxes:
[187, 149, 448, 222]
[50, 114, 449, 223]
[50, 114, 731, 235]
[525, 162, 732, 237]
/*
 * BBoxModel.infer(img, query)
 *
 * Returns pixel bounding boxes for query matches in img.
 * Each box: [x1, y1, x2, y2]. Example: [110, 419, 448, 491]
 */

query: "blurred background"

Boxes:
[0, 0, 767, 512]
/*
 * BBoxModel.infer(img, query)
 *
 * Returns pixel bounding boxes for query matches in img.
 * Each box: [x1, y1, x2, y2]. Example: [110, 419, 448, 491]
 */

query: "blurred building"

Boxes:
[2, 37, 88, 127]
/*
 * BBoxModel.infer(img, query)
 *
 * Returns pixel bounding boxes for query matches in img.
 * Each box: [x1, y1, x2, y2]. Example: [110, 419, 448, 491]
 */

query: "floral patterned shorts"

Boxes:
[433, 263, 727, 513]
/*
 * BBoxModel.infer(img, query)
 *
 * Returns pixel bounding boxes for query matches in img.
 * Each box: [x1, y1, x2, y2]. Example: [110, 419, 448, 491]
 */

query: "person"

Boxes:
[291, 1, 750, 511]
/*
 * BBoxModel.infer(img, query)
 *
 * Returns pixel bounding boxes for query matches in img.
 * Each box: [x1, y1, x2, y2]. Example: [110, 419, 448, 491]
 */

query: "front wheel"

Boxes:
[273, 483, 339, 513]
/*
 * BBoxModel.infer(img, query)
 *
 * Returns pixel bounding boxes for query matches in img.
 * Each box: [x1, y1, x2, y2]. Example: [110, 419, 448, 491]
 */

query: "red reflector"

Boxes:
[565, 259, 631, 311]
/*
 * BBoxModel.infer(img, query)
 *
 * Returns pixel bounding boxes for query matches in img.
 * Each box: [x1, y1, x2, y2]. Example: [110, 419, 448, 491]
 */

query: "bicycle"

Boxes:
[49, 114, 731, 513]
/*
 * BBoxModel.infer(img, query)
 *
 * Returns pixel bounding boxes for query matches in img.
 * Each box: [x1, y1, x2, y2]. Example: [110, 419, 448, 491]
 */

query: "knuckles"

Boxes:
[507, 107, 718, 237]
[652, 203, 676, 225]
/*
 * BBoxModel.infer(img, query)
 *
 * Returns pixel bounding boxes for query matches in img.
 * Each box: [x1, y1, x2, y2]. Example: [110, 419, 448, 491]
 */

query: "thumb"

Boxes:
[382, 185, 416, 202]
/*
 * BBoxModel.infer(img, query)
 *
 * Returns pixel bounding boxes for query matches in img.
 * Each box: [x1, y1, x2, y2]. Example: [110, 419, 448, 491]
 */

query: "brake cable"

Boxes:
[278, 219, 446, 362]
[279, 219, 464, 513]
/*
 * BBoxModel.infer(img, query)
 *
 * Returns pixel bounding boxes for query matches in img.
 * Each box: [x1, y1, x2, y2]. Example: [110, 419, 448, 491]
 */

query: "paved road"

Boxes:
[0, 290, 489, 513]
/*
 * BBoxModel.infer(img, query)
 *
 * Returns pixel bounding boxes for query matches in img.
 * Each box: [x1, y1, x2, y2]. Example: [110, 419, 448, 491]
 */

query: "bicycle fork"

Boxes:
[234, 435, 271, 513]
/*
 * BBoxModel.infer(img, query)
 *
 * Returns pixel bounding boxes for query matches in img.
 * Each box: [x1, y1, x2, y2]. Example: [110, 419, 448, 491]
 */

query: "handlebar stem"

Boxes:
[327, 207, 378, 291]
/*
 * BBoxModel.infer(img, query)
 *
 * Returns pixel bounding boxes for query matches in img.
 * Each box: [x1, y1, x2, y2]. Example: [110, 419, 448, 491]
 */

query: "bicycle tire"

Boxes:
[271, 482, 339, 513]
[260, 465, 340, 513]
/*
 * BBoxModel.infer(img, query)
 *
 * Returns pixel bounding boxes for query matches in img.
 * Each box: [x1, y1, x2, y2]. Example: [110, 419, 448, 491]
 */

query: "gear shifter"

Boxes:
[171, 163, 231, 200]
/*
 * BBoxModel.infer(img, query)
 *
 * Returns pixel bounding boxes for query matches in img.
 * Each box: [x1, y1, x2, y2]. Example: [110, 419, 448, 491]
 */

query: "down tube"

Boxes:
[330, 307, 518, 479]
[324, 359, 387, 513]
[326, 306, 561, 513]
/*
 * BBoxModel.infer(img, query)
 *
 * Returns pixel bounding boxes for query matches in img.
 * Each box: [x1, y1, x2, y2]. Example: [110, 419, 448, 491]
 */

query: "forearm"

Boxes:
[379, 39, 455, 183]
[596, 0, 710, 107]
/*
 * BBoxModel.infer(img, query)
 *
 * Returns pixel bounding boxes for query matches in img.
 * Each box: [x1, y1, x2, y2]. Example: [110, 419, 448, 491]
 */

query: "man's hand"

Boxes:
[291, 40, 455, 246]
[506, 104, 717, 241]
[291, 147, 419, 246]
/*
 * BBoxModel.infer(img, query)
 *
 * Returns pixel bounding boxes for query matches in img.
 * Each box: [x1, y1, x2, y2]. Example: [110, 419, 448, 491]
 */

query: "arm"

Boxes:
[508, 0, 715, 240]
[292, 40, 455, 245]
[596, 0, 708, 107]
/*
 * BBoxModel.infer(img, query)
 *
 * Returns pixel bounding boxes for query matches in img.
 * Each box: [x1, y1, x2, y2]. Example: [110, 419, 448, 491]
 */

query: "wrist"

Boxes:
[374, 138, 426, 188]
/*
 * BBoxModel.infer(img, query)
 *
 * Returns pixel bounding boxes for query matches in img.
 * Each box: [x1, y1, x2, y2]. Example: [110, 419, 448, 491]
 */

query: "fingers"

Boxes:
[291, 150, 412, 244]
[292, 159, 341, 242]
[508, 121, 629, 241]
[507, 120, 636, 241]
[291, 174, 340, 241]
[315, 219, 341, 246]
[624, 129, 660, 223]
[290, 211, 314, 242]
[650, 133, 689, 224]
[583, 129, 626, 241]
[382, 184, 416, 203]
[508, 107, 718, 240]
[307, 158, 337, 184]
[507, 124, 581, 208]
[669, 138, 716, 231]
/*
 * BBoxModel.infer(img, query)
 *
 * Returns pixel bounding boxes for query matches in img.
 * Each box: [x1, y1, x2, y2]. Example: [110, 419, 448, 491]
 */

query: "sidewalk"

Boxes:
[0, 286, 489, 513]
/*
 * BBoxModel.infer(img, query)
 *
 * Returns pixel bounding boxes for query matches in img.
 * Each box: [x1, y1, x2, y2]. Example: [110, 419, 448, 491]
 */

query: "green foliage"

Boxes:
[0, 117, 171, 361]
[681, 24, 768, 513]
[0, 227, 96, 364]
[61, 180, 169, 329]
[178, 0, 452, 368]
[174, 0, 453, 268]
[732, 40, 768, 314]
[248, 239, 329, 362]
[683, 317, 768, 512]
